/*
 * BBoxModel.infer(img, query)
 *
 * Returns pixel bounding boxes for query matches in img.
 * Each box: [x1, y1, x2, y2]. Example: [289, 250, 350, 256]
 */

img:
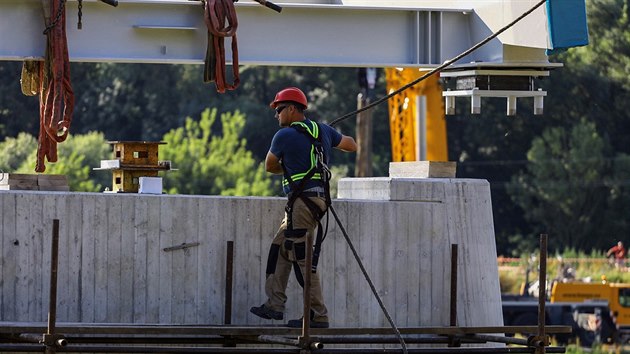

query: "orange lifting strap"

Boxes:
[35, 0, 75, 173]
[203, 0, 240, 93]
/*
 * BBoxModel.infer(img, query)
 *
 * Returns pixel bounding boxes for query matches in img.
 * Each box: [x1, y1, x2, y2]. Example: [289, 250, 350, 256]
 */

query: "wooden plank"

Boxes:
[0, 174, 38, 190]
[199, 197, 224, 324]
[80, 194, 97, 322]
[14, 194, 32, 321]
[158, 196, 174, 323]
[354, 201, 372, 326]
[39, 195, 57, 323]
[196, 198, 213, 324]
[132, 196, 149, 323]
[92, 195, 109, 322]
[394, 202, 410, 326]
[66, 195, 83, 321]
[37, 174, 68, 187]
[0, 173, 38, 183]
[106, 196, 123, 322]
[145, 195, 162, 323]
[331, 201, 348, 327]
[0, 194, 16, 320]
[238, 198, 256, 325]
[0, 184, 38, 190]
[231, 198, 250, 324]
[120, 197, 136, 323]
[182, 197, 200, 323]
[406, 204, 424, 326]
[167, 196, 186, 324]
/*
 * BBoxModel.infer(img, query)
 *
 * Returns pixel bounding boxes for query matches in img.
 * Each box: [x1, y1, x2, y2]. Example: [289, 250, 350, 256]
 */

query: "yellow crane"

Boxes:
[385, 68, 448, 162]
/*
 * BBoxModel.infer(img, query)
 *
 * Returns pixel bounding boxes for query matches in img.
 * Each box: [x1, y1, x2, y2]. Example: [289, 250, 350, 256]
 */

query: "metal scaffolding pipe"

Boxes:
[257, 335, 300, 347]
[0, 344, 567, 353]
[463, 334, 529, 346]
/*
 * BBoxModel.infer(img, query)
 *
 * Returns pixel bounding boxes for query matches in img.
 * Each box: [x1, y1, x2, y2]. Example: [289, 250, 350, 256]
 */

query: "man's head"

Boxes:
[270, 87, 307, 127]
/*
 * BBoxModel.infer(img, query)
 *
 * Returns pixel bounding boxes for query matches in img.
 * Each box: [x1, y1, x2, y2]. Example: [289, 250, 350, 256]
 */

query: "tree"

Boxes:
[508, 120, 614, 251]
[160, 108, 276, 196]
[0, 131, 110, 191]
[0, 132, 37, 172]
[0, 62, 40, 138]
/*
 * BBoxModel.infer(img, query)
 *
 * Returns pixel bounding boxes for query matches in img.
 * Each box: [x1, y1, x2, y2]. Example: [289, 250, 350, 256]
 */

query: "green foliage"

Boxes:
[508, 120, 615, 251]
[0, 62, 40, 138]
[160, 108, 275, 196]
[0, 132, 37, 172]
[567, 0, 630, 90]
[14, 132, 110, 192]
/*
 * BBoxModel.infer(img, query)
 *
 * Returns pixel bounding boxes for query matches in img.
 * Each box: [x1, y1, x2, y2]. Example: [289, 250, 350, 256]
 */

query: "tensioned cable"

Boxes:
[328, 204, 409, 354]
[326, 1, 550, 353]
[329, 0, 548, 127]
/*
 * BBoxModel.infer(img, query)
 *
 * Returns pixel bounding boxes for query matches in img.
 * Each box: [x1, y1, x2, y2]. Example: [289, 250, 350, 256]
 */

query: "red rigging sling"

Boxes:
[203, 0, 240, 93]
[34, 0, 75, 173]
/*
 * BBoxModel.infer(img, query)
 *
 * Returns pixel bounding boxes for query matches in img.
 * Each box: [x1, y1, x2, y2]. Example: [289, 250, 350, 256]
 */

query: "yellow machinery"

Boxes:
[551, 281, 630, 340]
[385, 68, 448, 162]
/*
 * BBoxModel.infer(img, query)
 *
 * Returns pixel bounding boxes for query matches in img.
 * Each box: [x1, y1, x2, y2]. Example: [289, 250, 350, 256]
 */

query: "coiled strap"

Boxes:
[36, 0, 75, 173]
[203, 0, 240, 93]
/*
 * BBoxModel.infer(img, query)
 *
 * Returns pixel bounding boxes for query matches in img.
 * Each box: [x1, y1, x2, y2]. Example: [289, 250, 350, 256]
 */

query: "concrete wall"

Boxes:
[0, 178, 502, 328]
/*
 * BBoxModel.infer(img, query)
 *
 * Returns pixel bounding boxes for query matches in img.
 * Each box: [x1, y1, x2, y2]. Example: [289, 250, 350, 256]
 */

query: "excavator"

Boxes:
[0, 0, 588, 166]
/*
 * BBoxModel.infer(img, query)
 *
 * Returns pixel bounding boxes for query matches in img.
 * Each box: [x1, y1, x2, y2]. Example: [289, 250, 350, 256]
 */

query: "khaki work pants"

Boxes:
[264, 196, 329, 323]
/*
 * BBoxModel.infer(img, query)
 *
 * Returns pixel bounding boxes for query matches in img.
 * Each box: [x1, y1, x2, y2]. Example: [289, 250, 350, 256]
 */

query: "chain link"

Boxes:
[78, 0, 83, 30]
[43, 0, 66, 35]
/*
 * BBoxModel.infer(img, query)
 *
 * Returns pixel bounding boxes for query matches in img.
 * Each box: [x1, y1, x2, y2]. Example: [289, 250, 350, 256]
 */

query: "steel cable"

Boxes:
[329, 0, 548, 127]
[328, 204, 409, 354]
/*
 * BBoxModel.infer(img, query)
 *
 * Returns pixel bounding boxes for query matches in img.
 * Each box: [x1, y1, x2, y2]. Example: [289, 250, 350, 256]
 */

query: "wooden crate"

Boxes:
[112, 170, 159, 193]
[109, 141, 165, 166]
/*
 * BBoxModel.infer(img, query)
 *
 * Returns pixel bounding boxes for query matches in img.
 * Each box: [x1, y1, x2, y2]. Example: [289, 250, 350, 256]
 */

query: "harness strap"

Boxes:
[282, 121, 333, 273]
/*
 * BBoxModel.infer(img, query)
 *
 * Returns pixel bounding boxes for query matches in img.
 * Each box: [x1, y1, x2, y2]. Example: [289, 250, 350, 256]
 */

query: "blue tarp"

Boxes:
[546, 0, 589, 54]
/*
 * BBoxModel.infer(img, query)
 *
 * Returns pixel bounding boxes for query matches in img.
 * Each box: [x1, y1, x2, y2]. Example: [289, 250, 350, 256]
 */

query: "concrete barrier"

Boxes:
[0, 177, 502, 329]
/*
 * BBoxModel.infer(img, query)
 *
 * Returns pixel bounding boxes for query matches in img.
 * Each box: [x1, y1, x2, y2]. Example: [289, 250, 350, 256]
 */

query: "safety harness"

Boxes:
[282, 120, 332, 274]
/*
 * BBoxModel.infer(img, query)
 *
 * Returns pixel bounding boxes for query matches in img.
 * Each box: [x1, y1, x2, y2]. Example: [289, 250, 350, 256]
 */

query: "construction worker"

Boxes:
[607, 241, 626, 268]
[250, 87, 357, 328]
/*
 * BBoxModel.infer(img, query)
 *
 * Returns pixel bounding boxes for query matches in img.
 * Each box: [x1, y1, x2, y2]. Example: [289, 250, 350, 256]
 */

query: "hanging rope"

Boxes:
[35, 0, 75, 173]
[203, 0, 240, 93]
[329, 0, 548, 127]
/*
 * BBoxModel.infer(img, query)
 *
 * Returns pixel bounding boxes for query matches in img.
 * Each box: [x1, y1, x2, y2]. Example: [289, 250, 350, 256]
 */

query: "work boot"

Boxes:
[249, 304, 283, 320]
[286, 318, 329, 328]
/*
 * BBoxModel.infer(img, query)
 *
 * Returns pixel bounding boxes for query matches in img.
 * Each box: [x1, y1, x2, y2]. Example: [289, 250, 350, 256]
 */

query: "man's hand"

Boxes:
[336, 135, 358, 152]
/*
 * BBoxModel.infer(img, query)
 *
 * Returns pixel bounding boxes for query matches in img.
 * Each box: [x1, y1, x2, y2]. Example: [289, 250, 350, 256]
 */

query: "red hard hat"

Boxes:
[269, 87, 308, 109]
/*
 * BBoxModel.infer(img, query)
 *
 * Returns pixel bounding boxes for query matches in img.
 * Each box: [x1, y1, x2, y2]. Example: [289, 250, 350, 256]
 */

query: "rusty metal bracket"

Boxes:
[163, 242, 200, 252]
[42, 333, 67, 348]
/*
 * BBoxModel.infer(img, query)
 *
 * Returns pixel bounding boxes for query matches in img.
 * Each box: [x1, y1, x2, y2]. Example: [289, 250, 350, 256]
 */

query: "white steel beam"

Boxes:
[0, 0, 553, 68]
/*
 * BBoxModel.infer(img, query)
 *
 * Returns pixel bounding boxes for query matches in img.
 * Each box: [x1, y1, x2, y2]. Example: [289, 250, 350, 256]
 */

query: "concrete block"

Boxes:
[338, 177, 485, 202]
[139, 177, 162, 194]
[389, 161, 456, 178]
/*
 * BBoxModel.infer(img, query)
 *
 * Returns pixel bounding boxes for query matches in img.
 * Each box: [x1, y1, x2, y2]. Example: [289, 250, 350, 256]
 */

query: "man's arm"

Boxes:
[265, 151, 283, 174]
[335, 135, 358, 152]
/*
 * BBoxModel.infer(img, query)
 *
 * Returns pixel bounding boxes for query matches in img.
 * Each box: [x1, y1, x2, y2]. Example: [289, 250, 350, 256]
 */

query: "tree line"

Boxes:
[2, 0, 630, 256]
